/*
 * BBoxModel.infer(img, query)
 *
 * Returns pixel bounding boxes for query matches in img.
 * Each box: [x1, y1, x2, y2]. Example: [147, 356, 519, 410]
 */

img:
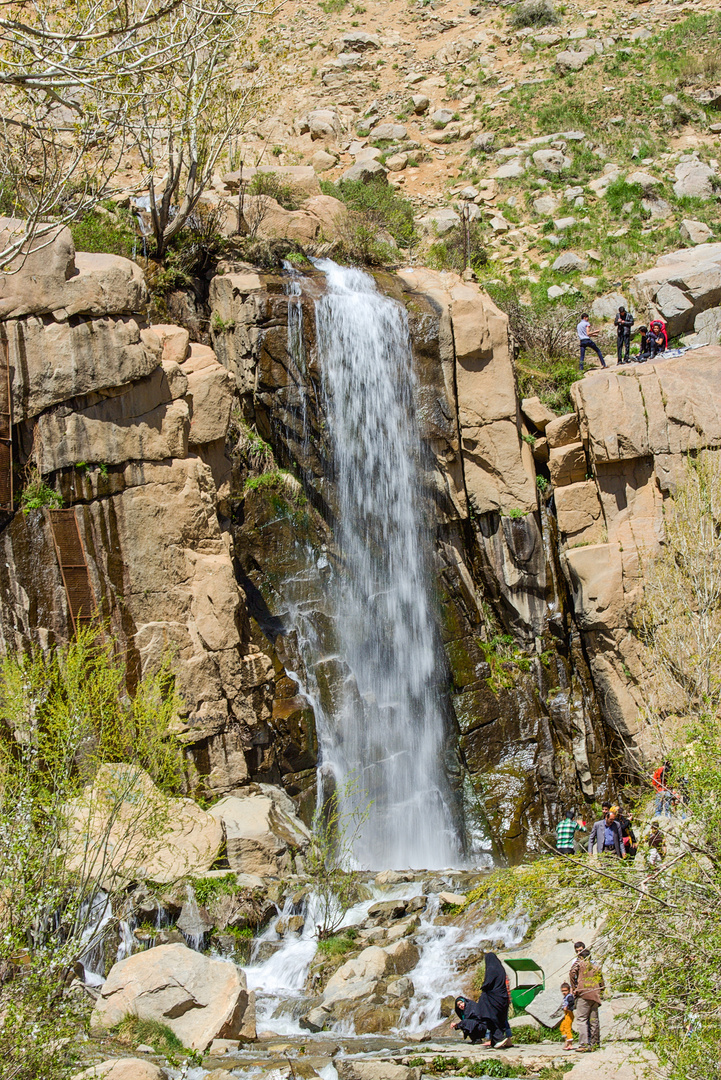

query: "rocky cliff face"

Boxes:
[3, 218, 717, 858]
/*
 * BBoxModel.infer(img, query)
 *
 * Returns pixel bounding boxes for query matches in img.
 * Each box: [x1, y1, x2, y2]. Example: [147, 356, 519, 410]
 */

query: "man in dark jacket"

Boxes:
[588, 811, 624, 857]
[570, 942, 605, 1052]
[614, 306, 634, 364]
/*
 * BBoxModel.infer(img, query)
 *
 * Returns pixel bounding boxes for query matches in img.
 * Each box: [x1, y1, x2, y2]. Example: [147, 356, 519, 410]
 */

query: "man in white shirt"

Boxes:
[577, 313, 606, 372]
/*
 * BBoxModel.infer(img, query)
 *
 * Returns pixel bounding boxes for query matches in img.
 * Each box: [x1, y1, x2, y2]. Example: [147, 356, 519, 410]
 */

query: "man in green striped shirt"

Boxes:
[556, 813, 586, 855]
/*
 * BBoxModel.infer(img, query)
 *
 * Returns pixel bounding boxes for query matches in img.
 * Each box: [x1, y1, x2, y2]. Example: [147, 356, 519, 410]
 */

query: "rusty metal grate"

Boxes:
[0, 339, 12, 511]
[48, 509, 97, 633]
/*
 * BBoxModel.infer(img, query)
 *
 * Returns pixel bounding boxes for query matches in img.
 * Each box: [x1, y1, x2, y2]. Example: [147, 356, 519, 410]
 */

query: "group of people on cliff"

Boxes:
[554, 760, 684, 863]
[452, 942, 605, 1053]
[577, 307, 669, 371]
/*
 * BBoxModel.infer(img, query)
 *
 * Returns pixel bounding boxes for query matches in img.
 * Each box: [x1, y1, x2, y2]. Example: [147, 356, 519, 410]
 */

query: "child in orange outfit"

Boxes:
[559, 981, 575, 1050]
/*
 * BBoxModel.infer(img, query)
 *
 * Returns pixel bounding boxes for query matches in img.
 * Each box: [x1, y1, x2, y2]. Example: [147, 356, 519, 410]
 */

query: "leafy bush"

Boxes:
[0, 628, 184, 1080]
[318, 0, 347, 10]
[244, 468, 305, 505]
[427, 221, 489, 275]
[229, 414, 276, 473]
[321, 177, 417, 249]
[247, 171, 300, 211]
[510, 0, 561, 29]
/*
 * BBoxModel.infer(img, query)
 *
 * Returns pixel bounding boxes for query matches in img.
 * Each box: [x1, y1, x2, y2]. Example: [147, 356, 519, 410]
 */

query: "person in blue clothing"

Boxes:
[577, 313, 606, 372]
[588, 809, 624, 858]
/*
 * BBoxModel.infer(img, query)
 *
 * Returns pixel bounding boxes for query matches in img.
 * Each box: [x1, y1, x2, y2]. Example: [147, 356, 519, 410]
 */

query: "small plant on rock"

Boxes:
[306, 778, 369, 939]
[19, 467, 63, 512]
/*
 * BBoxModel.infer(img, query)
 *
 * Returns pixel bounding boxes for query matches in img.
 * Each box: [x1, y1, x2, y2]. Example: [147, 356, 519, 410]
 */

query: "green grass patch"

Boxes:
[320, 177, 417, 249]
[113, 1016, 185, 1057]
[192, 873, 237, 907]
[20, 471, 63, 513]
[70, 205, 136, 259]
[317, 932, 358, 956]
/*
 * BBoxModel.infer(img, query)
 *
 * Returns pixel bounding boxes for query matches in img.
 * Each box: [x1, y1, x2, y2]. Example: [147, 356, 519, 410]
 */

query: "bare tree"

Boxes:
[0, 0, 272, 268]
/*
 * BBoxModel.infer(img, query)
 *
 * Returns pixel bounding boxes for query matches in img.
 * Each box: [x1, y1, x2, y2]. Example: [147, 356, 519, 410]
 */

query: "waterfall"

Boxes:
[301, 260, 462, 870]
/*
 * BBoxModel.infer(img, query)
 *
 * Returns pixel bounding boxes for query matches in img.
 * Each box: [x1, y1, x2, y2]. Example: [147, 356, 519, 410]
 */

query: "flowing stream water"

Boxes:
[284, 260, 462, 870]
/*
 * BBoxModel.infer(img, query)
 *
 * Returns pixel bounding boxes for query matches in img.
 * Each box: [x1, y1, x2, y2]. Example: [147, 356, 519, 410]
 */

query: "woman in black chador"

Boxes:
[450, 996, 486, 1043]
[476, 952, 511, 1048]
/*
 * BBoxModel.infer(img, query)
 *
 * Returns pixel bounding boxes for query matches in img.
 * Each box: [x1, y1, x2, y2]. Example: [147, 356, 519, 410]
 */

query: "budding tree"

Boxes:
[0, 0, 272, 268]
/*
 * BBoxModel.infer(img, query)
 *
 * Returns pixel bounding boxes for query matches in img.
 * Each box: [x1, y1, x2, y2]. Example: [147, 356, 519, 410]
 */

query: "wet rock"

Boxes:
[90, 943, 253, 1050]
[438, 891, 465, 906]
[72, 1061, 167, 1080]
[337, 1062, 421, 1080]
[367, 899, 408, 920]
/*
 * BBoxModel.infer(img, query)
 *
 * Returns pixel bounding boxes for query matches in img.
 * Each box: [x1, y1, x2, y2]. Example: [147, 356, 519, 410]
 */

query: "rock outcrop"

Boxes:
[90, 943, 254, 1050]
[0, 226, 276, 799]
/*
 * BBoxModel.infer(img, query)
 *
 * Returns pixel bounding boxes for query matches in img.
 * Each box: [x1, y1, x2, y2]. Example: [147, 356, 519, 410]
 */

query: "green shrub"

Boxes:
[248, 171, 300, 210]
[317, 933, 358, 956]
[321, 177, 417, 249]
[318, 0, 347, 10]
[510, 0, 561, 29]
[426, 221, 488, 275]
[193, 873, 238, 907]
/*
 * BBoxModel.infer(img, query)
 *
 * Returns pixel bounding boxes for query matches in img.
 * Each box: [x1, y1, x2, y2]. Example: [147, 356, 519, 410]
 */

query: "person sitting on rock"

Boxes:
[650, 318, 668, 353]
[451, 996, 486, 1043]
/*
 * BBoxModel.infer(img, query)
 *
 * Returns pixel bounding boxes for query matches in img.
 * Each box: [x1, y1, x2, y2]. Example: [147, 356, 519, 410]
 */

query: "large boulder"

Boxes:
[322, 940, 420, 1006]
[90, 943, 253, 1050]
[33, 364, 190, 472]
[673, 159, 717, 200]
[631, 242, 721, 334]
[62, 764, 224, 886]
[209, 784, 311, 876]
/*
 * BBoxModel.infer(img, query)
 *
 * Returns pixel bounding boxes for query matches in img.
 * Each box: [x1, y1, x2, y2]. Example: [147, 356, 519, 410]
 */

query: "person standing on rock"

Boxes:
[555, 811, 586, 856]
[570, 941, 605, 1053]
[614, 306, 635, 364]
[577, 313, 607, 372]
[476, 952, 512, 1049]
[588, 810, 624, 857]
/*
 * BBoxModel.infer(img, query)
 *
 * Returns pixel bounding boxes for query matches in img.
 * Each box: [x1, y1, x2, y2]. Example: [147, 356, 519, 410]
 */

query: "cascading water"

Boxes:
[398, 898, 529, 1033]
[307, 260, 461, 869]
